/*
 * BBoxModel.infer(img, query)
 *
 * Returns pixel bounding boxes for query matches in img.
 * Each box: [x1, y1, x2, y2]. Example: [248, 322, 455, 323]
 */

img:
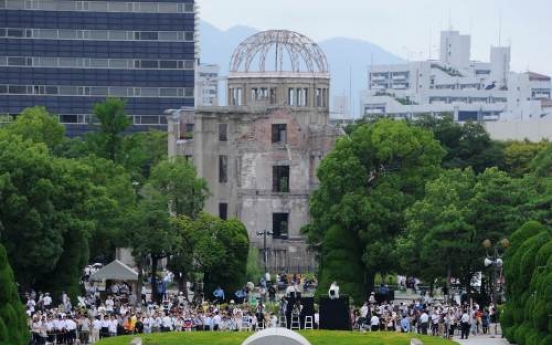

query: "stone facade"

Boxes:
[171, 30, 342, 273]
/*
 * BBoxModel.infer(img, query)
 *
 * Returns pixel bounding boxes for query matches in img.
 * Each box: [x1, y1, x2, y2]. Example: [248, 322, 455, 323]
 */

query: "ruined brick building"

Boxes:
[169, 30, 342, 273]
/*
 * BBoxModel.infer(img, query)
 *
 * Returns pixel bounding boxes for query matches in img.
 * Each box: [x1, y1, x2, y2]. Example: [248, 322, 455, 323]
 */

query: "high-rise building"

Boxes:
[196, 63, 219, 106]
[0, 0, 197, 136]
[361, 30, 551, 123]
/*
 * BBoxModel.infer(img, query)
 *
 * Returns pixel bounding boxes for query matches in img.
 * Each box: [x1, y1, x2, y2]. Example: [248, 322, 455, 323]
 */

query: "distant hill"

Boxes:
[199, 21, 405, 116]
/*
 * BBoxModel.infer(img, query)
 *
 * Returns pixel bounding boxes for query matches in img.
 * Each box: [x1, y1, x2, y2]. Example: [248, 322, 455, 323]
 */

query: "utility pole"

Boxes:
[256, 230, 273, 274]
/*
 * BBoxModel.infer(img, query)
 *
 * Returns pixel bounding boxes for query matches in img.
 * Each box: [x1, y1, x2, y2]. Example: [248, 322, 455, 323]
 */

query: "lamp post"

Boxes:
[482, 238, 510, 305]
[256, 230, 273, 274]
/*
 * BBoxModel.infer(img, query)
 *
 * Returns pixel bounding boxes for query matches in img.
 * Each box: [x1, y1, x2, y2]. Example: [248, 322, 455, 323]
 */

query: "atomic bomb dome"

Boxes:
[230, 30, 329, 75]
[227, 30, 330, 108]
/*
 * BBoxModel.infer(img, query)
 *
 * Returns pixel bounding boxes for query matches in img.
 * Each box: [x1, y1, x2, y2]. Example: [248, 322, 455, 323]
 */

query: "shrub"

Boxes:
[0, 244, 29, 345]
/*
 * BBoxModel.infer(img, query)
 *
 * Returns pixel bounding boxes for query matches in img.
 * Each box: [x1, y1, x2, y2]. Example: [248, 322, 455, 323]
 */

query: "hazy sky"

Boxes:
[197, 0, 552, 76]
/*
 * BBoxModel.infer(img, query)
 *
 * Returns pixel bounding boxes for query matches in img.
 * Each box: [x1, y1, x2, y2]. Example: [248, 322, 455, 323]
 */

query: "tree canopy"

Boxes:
[306, 119, 444, 301]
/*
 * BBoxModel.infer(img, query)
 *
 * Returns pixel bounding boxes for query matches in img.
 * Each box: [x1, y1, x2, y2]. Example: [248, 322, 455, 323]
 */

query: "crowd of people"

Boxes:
[24, 271, 315, 345]
[351, 295, 500, 340]
[24, 272, 500, 345]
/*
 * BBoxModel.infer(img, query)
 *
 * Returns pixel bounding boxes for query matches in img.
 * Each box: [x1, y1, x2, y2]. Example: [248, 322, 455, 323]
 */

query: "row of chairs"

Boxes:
[255, 315, 314, 331]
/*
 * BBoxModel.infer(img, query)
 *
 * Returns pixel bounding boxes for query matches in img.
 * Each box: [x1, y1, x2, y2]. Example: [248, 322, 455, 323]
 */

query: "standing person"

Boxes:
[489, 305, 499, 337]
[161, 312, 172, 332]
[419, 310, 429, 335]
[108, 315, 118, 337]
[431, 311, 440, 336]
[213, 287, 225, 305]
[212, 311, 222, 331]
[91, 316, 101, 343]
[65, 315, 77, 345]
[460, 309, 470, 339]
[31, 314, 44, 345]
[80, 315, 91, 345]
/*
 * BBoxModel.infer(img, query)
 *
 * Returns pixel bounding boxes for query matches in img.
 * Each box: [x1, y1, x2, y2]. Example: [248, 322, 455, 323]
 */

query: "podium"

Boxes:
[319, 295, 351, 330]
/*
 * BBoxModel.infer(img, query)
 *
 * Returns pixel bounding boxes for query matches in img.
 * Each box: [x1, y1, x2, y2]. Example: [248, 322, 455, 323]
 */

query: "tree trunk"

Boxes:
[136, 256, 144, 307]
[151, 255, 160, 304]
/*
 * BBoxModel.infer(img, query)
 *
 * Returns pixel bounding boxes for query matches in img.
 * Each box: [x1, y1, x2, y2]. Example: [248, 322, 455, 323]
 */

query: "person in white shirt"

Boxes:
[43, 293, 52, 310]
[370, 313, 380, 332]
[152, 314, 161, 333]
[91, 316, 101, 343]
[328, 281, 340, 300]
[65, 315, 77, 344]
[143, 315, 152, 334]
[105, 296, 115, 315]
[460, 309, 470, 339]
[431, 311, 441, 336]
[419, 310, 429, 335]
[360, 302, 369, 320]
[161, 313, 173, 332]
[212, 312, 222, 331]
[108, 315, 118, 337]
[53, 315, 67, 344]
[100, 315, 110, 338]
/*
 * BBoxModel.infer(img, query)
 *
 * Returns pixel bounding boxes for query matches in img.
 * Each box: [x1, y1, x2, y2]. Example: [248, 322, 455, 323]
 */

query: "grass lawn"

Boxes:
[96, 330, 460, 345]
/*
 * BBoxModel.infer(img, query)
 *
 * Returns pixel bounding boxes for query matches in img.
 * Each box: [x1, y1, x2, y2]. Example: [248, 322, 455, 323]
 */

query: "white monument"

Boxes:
[242, 328, 312, 345]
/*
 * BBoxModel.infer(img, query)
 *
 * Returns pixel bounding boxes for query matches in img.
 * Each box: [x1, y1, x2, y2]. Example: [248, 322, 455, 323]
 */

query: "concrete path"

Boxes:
[454, 335, 513, 345]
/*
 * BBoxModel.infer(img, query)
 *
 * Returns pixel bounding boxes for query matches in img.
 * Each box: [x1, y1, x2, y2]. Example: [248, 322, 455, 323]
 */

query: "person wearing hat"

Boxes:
[43, 292, 52, 310]
[369, 292, 377, 304]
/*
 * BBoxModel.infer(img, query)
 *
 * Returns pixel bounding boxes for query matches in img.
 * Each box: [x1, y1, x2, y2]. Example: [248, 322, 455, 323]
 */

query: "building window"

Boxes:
[231, 88, 243, 105]
[219, 123, 228, 141]
[272, 213, 289, 239]
[273, 166, 289, 192]
[269, 88, 277, 104]
[271, 124, 287, 144]
[180, 123, 193, 139]
[219, 203, 228, 220]
[219, 155, 228, 183]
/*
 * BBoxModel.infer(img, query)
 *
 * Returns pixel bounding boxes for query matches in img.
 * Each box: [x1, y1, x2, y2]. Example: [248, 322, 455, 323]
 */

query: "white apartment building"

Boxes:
[361, 31, 551, 122]
[196, 63, 220, 106]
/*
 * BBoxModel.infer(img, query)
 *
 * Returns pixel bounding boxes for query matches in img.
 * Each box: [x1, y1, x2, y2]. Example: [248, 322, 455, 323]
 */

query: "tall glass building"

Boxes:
[0, 0, 196, 136]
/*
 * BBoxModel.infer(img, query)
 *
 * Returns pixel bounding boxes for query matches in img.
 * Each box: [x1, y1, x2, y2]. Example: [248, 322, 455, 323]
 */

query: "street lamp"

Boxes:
[256, 230, 273, 274]
[482, 238, 510, 305]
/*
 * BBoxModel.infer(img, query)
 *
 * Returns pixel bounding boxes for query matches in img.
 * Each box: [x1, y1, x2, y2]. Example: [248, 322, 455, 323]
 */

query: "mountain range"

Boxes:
[199, 21, 405, 117]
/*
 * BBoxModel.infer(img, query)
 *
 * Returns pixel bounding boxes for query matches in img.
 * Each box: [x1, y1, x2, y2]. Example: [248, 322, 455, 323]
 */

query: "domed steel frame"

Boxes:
[230, 30, 329, 74]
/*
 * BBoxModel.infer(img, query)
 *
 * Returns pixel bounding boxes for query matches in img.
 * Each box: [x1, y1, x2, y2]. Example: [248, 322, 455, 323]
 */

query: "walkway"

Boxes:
[454, 335, 513, 345]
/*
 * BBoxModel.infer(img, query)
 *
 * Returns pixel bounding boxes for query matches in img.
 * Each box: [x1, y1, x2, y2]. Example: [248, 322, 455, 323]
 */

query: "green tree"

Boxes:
[125, 158, 209, 303]
[5, 106, 65, 149]
[126, 188, 178, 304]
[171, 214, 249, 300]
[0, 243, 29, 345]
[413, 114, 505, 172]
[502, 221, 551, 344]
[120, 130, 168, 181]
[0, 133, 110, 298]
[502, 140, 548, 178]
[148, 157, 209, 219]
[402, 169, 477, 291]
[88, 97, 131, 162]
[403, 167, 526, 298]
[305, 119, 444, 301]
[78, 156, 136, 263]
